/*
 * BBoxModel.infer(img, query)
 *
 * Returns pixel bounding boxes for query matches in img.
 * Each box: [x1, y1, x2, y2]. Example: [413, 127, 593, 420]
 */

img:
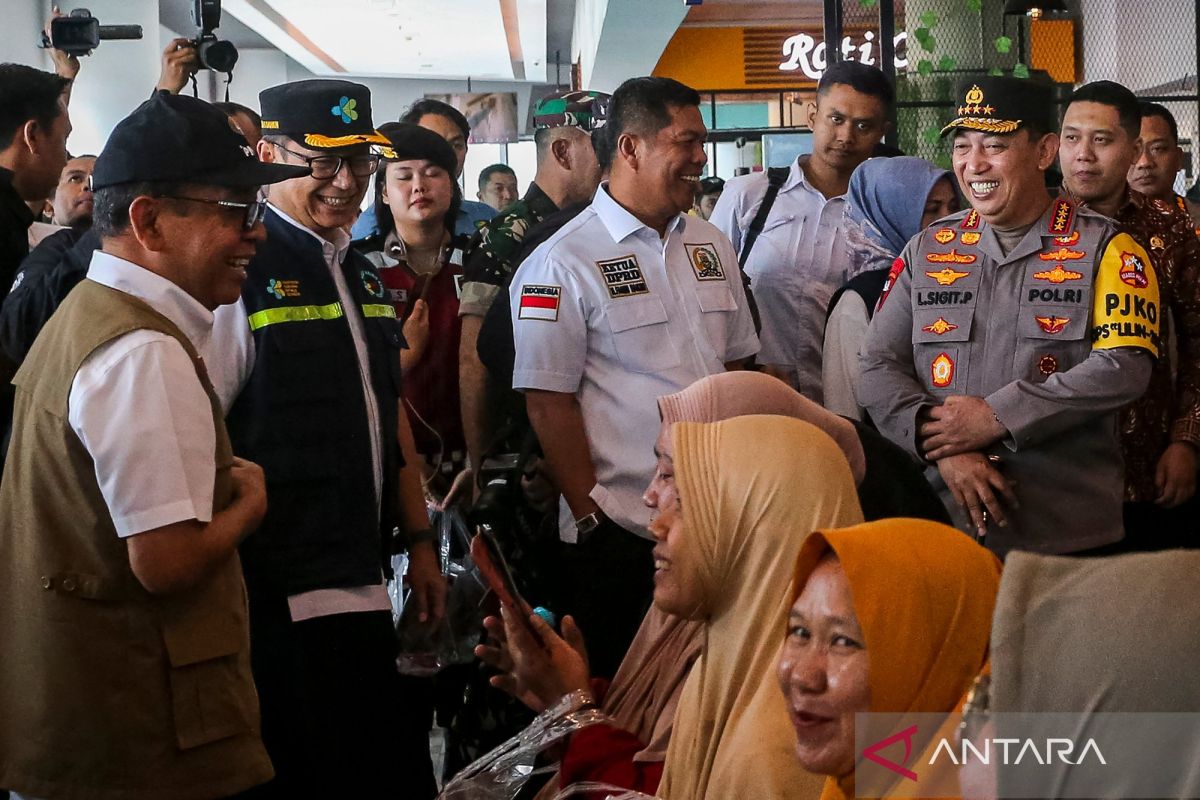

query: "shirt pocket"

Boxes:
[1014, 302, 1090, 383]
[605, 295, 682, 373]
[912, 308, 974, 396]
[695, 284, 739, 361]
[745, 214, 802, 285]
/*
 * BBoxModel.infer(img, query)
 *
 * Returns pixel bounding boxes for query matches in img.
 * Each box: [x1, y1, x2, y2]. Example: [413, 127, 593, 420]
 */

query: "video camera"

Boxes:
[41, 8, 143, 57]
[190, 0, 238, 74]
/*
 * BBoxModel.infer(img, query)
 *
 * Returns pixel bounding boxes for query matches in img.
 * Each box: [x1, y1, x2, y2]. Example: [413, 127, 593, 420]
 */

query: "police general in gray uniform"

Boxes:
[858, 76, 1160, 557]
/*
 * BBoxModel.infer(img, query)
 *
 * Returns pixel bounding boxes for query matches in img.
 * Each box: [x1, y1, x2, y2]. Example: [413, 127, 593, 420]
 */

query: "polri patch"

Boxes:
[931, 352, 955, 388]
[1119, 251, 1149, 288]
[518, 284, 561, 321]
[684, 243, 726, 281]
[596, 255, 649, 298]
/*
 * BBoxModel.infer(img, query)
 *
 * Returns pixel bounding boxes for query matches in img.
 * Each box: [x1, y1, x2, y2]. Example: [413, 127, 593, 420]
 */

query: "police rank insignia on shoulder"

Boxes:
[1049, 199, 1075, 235]
[360, 270, 385, 299]
[596, 255, 649, 298]
[518, 284, 561, 321]
[267, 278, 301, 300]
[684, 243, 726, 281]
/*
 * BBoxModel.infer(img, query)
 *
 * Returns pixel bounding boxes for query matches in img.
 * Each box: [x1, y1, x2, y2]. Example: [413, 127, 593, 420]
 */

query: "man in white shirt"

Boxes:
[710, 61, 892, 402]
[0, 90, 305, 800]
[510, 76, 759, 676]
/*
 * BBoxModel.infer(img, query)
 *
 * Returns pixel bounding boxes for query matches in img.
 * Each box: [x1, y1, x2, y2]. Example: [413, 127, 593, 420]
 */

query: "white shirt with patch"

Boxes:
[709, 156, 852, 403]
[69, 251, 218, 538]
[511, 184, 759, 541]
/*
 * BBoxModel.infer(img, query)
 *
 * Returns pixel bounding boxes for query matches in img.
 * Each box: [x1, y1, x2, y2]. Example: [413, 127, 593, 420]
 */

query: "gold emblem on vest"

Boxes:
[925, 267, 972, 286]
[931, 353, 955, 388]
[1033, 265, 1084, 284]
[926, 250, 977, 265]
[922, 317, 959, 335]
[1039, 248, 1086, 261]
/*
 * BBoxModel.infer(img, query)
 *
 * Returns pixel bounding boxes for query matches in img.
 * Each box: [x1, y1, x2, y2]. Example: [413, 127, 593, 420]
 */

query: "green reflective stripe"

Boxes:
[247, 302, 343, 331]
[361, 304, 397, 319]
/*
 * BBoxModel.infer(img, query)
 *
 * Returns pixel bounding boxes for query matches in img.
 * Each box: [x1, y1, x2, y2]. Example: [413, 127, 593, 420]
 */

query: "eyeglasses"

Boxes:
[273, 144, 381, 180]
[162, 196, 268, 231]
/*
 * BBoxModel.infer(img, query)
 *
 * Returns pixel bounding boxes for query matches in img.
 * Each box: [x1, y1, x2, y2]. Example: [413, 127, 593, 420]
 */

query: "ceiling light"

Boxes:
[1003, 0, 1071, 17]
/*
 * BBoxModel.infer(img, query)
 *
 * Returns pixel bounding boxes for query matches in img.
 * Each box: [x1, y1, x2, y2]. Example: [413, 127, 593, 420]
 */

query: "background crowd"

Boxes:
[0, 17, 1199, 800]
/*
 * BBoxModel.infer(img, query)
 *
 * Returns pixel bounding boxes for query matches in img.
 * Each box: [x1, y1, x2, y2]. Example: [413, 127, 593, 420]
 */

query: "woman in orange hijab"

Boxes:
[779, 520, 1001, 800]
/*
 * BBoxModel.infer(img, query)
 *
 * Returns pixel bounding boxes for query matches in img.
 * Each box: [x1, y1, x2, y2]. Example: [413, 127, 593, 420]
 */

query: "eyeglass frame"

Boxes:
[159, 195, 268, 231]
[270, 143, 381, 180]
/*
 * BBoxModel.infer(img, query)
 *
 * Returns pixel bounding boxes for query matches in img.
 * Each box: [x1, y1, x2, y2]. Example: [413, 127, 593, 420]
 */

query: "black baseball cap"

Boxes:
[941, 75, 1055, 137]
[260, 79, 390, 150]
[91, 91, 308, 191]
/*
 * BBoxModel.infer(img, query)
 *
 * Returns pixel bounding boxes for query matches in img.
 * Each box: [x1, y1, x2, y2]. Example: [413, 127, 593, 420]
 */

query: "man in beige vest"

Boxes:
[0, 91, 306, 799]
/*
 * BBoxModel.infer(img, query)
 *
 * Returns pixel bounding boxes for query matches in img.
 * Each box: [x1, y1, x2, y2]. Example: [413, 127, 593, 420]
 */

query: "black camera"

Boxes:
[190, 0, 238, 74]
[41, 8, 143, 57]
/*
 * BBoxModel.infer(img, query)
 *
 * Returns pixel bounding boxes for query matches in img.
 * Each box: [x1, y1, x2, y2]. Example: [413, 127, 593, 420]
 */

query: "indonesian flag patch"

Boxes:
[518, 284, 561, 321]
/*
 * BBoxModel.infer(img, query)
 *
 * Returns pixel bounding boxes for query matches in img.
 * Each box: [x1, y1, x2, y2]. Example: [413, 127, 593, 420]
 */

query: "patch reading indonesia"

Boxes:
[596, 255, 650, 298]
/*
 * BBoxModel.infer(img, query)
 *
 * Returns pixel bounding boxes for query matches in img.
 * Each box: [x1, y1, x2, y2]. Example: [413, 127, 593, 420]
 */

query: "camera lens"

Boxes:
[198, 38, 238, 72]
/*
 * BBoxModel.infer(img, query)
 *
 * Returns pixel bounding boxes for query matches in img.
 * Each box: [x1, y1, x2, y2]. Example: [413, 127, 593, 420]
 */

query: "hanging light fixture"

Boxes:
[1002, 0, 1071, 18]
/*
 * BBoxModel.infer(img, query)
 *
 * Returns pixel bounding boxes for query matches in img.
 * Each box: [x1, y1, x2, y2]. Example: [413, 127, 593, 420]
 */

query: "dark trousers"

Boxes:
[236, 590, 436, 799]
[1078, 499, 1200, 557]
[560, 519, 656, 680]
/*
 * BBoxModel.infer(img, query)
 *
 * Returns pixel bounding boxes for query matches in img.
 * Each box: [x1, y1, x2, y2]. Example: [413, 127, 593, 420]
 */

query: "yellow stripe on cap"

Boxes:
[247, 302, 344, 331]
[303, 131, 391, 149]
[939, 117, 1021, 136]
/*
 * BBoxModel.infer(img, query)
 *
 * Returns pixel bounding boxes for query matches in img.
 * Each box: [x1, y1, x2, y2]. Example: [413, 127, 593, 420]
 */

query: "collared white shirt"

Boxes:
[208, 204, 389, 620]
[709, 156, 851, 403]
[69, 251, 217, 538]
[511, 184, 759, 541]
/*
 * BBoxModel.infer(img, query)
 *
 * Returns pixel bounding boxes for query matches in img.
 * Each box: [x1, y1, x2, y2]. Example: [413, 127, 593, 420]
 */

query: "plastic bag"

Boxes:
[394, 506, 489, 676]
[439, 691, 612, 799]
[551, 784, 659, 800]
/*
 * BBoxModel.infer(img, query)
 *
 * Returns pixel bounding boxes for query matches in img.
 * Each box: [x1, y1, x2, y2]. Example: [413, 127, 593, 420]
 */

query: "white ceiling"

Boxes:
[221, 0, 548, 82]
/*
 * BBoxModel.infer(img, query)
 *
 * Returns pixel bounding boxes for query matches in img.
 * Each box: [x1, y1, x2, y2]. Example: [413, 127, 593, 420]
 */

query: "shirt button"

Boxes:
[40, 576, 52, 589]
[61, 577, 77, 592]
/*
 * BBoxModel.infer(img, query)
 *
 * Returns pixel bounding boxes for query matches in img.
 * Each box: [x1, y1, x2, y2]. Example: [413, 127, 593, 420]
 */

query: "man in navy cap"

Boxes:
[0, 91, 305, 799]
[207, 79, 446, 796]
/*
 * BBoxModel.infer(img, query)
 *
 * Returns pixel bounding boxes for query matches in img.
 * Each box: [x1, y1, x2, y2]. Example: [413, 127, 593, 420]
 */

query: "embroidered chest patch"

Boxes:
[267, 278, 301, 300]
[596, 255, 650, 298]
[684, 243, 726, 281]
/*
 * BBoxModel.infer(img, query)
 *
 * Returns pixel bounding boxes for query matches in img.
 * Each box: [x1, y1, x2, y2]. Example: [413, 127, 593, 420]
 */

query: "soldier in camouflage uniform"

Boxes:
[459, 90, 610, 472]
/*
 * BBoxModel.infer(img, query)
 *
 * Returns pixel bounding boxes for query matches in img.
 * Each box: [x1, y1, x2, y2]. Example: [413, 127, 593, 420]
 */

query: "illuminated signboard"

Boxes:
[779, 31, 909, 78]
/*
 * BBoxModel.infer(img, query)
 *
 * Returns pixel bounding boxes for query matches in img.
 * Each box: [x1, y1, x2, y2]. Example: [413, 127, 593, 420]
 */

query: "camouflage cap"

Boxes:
[533, 90, 612, 131]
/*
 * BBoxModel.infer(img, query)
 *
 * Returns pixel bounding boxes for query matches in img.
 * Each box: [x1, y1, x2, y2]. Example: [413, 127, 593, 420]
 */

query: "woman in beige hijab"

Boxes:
[652, 415, 865, 799]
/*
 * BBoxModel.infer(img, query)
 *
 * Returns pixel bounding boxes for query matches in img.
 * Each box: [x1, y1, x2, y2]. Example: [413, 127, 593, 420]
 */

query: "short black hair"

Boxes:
[400, 99, 470, 139]
[213, 101, 262, 129]
[608, 77, 702, 143]
[0, 64, 70, 150]
[1068, 81, 1141, 140]
[477, 163, 515, 191]
[817, 61, 895, 112]
[92, 181, 189, 238]
[592, 125, 615, 173]
[1139, 101, 1179, 144]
